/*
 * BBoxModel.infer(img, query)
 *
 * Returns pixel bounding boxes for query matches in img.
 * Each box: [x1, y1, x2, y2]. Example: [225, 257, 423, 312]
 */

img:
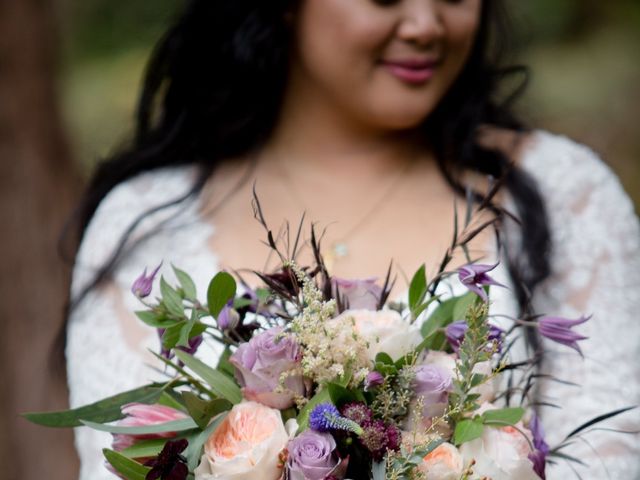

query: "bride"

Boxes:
[66, 0, 640, 478]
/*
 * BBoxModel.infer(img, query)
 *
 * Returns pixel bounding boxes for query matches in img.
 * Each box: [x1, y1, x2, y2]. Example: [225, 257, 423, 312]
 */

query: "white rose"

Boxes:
[334, 309, 420, 361]
[195, 401, 297, 480]
[459, 404, 538, 480]
[419, 442, 464, 480]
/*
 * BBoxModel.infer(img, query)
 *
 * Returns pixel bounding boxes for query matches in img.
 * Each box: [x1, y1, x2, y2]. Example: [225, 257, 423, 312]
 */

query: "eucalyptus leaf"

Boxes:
[453, 418, 484, 445]
[482, 407, 525, 426]
[82, 417, 198, 435]
[23, 385, 163, 428]
[120, 438, 167, 459]
[183, 392, 232, 430]
[185, 413, 228, 471]
[161, 276, 186, 318]
[375, 352, 394, 365]
[173, 264, 197, 299]
[174, 350, 242, 404]
[135, 310, 179, 329]
[217, 347, 236, 379]
[103, 449, 151, 480]
[327, 383, 365, 406]
[420, 296, 457, 350]
[207, 271, 236, 318]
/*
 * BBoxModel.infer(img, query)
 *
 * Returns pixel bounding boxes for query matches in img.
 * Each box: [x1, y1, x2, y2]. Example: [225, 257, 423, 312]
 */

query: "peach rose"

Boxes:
[459, 405, 538, 480]
[419, 442, 464, 480]
[194, 401, 297, 480]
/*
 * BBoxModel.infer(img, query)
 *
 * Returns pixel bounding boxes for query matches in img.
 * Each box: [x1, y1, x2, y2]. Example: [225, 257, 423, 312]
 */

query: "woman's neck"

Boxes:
[262, 75, 433, 180]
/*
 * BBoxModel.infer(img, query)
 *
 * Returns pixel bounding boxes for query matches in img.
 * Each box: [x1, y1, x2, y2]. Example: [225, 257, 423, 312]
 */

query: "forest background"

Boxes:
[1, 1, 639, 479]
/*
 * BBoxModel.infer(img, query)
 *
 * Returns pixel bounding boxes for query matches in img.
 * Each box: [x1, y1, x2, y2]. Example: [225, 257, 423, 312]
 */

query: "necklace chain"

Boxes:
[274, 158, 414, 269]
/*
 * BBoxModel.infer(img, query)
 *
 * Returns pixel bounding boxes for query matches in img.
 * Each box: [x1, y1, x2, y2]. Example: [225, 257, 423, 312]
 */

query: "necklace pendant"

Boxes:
[333, 242, 348, 258]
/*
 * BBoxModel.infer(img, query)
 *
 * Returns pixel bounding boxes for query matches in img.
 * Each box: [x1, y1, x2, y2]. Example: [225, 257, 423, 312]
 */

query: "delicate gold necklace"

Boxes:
[274, 158, 414, 270]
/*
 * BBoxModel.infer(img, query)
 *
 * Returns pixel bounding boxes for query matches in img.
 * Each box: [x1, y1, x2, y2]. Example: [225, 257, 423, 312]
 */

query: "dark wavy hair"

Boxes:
[66, 0, 550, 351]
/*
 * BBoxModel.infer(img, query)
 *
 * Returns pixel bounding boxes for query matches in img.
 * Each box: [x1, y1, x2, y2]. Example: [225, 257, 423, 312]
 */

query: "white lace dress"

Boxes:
[66, 130, 640, 479]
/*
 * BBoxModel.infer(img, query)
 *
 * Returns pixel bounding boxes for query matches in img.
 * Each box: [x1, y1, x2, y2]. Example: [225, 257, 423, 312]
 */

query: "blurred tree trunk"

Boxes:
[0, 0, 81, 479]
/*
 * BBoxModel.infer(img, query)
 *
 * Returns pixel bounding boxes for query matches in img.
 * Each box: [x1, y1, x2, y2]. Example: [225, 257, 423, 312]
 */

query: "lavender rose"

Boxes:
[332, 277, 382, 310]
[230, 327, 307, 409]
[287, 431, 345, 480]
[414, 364, 453, 418]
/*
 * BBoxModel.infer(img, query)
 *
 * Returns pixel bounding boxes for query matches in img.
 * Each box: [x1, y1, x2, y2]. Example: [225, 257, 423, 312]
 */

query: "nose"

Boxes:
[396, 0, 445, 47]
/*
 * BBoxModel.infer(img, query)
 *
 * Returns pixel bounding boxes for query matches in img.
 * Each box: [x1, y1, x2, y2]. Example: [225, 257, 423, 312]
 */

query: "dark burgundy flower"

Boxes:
[144, 439, 189, 480]
[340, 402, 373, 427]
[359, 420, 401, 462]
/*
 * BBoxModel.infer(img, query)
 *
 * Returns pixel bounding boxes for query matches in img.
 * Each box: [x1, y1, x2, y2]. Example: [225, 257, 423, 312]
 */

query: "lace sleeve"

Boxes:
[521, 132, 640, 479]
[66, 166, 221, 479]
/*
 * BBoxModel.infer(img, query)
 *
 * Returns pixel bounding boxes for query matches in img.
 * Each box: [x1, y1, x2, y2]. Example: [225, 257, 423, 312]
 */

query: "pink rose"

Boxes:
[194, 401, 297, 480]
[230, 327, 308, 409]
[332, 277, 383, 310]
[111, 403, 189, 453]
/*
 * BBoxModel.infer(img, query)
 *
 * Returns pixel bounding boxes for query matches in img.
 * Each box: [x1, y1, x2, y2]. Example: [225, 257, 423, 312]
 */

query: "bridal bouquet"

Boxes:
[26, 198, 629, 480]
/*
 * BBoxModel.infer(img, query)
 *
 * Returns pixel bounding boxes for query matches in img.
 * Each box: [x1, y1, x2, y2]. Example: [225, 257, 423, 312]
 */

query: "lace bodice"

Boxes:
[66, 130, 640, 479]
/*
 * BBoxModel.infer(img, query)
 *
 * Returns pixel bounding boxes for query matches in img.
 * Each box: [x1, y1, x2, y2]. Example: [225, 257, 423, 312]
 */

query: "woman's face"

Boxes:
[289, 0, 482, 131]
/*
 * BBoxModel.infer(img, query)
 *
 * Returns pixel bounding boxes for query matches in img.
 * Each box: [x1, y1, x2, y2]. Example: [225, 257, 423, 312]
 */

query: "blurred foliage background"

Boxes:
[58, 0, 640, 204]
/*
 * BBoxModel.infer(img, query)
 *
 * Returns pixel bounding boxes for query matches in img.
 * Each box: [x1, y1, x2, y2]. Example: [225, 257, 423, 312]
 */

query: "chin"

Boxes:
[367, 105, 434, 131]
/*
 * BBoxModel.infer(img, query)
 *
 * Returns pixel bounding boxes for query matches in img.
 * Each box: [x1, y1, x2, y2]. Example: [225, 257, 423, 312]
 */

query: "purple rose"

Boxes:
[413, 364, 453, 418]
[230, 327, 307, 409]
[287, 431, 346, 480]
[332, 277, 383, 310]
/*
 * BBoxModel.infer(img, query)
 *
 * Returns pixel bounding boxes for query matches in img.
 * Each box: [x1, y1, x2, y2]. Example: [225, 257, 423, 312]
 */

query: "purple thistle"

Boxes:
[310, 403, 363, 435]
[538, 315, 590, 355]
[144, 438, 188, 480]
[445, 320, 504, 353]
[132, 263, 162, 298]
[359, 420, 402, 462]
[340, 402, 373, 427]
[458, 263, 505, 302]
[527, 414, 549, 479]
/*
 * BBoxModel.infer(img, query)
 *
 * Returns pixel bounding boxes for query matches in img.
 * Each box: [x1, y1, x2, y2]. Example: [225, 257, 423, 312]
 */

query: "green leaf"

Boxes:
[327, 383, 365, 407]
[161, 276, 185, 318]
[23, 385, 163, 428]
[103, 449, 151, 480]
[453, 418, 484, 445]
[157, 391, 186, 411]
[82, 417, 198, 434]
[374, 352, 394, 365]
[184, 413, 228, 471]
[482, 407, 525, 426]
[120, 438, 167, 459]
[135, 310, 179, 329]
[174, 350, 242, 404]
[420, 297, 457, 350]
[173, 265, 197, 299]
[162, 323, 184, 350]
[182, 392, 232, 430]
[207, 271, 237, 318]
[408, 264, 427, 311]
[177, 320, 207, 348]
[452, 292, 477, 322]
[217, 347, 236, 379]
[297, 388, 331, 434]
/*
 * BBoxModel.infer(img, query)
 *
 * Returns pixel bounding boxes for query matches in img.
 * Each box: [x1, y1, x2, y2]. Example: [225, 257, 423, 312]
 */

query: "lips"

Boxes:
[380, 58, 441, 84]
